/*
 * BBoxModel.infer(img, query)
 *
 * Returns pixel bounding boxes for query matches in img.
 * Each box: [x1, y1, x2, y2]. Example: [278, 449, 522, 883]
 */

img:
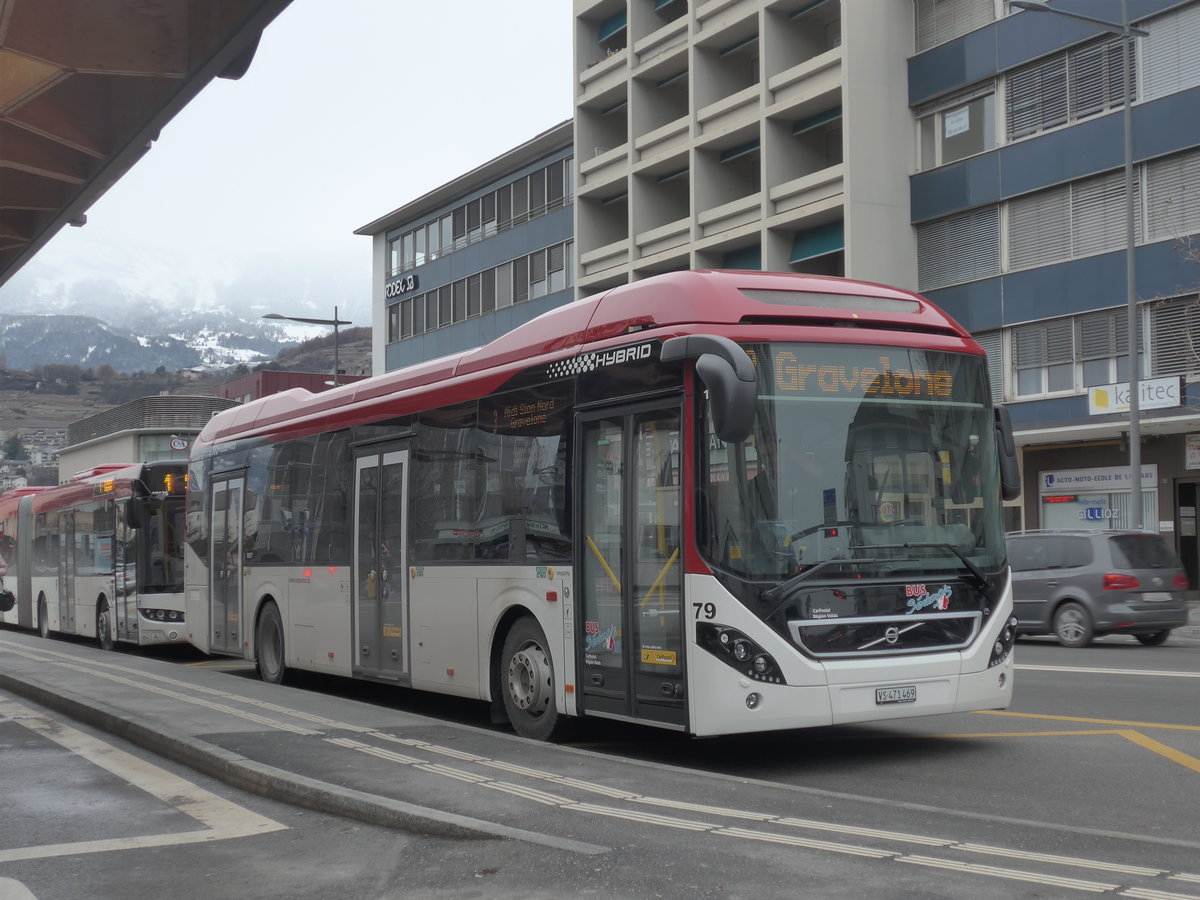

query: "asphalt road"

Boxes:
[1, 625, 1198, 900]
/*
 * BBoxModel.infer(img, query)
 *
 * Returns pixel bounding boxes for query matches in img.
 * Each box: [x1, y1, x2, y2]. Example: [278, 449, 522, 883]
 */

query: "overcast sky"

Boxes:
[0, 0, 573, 323]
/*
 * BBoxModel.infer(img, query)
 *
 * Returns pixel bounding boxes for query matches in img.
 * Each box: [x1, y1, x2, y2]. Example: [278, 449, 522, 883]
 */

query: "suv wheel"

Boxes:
[1053, 601, 1093, 648]
[1135, 630, 1171, 646]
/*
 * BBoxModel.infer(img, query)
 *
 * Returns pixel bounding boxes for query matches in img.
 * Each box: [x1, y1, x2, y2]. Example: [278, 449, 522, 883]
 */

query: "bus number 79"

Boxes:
[692, 602, 716, 620]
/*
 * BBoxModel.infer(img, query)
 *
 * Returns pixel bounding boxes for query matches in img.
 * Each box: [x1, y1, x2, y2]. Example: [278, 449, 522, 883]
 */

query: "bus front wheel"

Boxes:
[37, 598, 48, 639]
[96, 602, 115, 651]
[256, 602, 286, 685]
[499, 616, 562, 741]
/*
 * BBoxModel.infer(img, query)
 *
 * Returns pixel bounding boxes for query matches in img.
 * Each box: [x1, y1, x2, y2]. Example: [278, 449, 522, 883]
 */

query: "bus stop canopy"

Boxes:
[0, 0, 291, 290]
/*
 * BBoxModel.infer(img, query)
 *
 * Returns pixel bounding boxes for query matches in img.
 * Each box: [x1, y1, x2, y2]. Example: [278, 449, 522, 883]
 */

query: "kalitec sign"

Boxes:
[1088, 376, 1181, 416]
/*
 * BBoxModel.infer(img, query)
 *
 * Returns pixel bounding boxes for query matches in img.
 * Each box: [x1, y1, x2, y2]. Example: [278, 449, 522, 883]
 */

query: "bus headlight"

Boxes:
[988, 615, 1018, 668]
[697, 624, 783, 684]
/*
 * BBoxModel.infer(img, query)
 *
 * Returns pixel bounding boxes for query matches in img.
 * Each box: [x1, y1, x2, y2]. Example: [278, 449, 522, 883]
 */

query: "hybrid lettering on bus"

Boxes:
[183, 270, 1020, 739]
[0, 461, 188, 647]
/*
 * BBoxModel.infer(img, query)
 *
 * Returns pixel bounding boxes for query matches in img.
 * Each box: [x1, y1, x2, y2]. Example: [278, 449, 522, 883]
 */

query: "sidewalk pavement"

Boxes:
[1178, 600, 1200, 641]
[0, 629, 605, 847]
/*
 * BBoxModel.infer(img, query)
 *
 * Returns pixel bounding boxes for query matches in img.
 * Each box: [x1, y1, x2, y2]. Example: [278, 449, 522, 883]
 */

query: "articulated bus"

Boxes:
[184, 270, 1021, 739]
[0, 461, 188, 648]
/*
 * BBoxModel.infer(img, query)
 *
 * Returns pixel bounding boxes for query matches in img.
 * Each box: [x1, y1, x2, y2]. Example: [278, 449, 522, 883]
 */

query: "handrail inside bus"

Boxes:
[586, 536, 621, 592]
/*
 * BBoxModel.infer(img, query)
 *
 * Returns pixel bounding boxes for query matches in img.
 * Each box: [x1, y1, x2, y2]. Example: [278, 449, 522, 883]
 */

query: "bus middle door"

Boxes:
[209, 477, 245, 655]
[578, 401, 685, 729]
[353, 447, 409, 681]
[114, 500, 136, 642]
[59, 511, 77, 633]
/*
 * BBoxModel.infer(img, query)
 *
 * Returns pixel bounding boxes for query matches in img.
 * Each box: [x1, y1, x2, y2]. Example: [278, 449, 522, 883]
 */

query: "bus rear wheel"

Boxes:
[96, 602, 115, 651]
[256, 602, 286, 685]
[37, 598, 49, 639]
[500, 616, 562, 741]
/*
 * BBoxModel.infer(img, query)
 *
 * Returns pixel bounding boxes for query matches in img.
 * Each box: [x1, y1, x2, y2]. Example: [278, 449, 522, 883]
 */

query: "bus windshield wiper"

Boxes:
[898, 541, 990, 597]
[760, 555, 890, 619]
[761, 542, 992, 620]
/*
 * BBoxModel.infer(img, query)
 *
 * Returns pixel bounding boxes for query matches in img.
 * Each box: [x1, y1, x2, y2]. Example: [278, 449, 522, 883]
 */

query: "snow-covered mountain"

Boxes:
[0, 246, 372, 374]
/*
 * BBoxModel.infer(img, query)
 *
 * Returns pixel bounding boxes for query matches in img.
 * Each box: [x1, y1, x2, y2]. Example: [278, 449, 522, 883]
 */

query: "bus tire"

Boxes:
[37, 597, 49, 639]
[96, 601, 115, 652]
[256, 601, 286, 685]
[499, 616, 562, 741]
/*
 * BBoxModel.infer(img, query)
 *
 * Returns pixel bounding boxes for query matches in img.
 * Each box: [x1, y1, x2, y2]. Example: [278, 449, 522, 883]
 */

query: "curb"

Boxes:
[0, 668, 607, 854]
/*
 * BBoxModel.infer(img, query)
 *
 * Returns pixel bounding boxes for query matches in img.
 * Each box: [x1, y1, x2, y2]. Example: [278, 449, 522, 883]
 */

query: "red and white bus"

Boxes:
[0, 462, 188, 647]
[184, 270, 1021, 739]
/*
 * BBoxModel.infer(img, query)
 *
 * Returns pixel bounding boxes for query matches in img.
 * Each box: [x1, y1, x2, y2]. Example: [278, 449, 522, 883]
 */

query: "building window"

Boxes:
[1006, 36, 1133, 142]
[915, 0, 994, 53]
[1077, 308, 1131, 388]
[1009, 309, 1142, 399]
[1013, 318, 1074, 397]
[1008, 169, 1140, 271]
[1142, 3, 1200, 100]
[1147, 148, 1200, 241]
[917, 87, 996, 170]
[1151, 295, 1200, 379]
[916, 206, 1000, 291]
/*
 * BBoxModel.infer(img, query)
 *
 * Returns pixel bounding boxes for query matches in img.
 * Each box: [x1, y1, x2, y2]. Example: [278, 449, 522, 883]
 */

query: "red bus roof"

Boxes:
[197, 270, 979, 449]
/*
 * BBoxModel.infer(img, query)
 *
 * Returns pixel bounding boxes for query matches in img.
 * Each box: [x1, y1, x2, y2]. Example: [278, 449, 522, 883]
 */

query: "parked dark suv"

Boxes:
[1007, 530, 1189, 648]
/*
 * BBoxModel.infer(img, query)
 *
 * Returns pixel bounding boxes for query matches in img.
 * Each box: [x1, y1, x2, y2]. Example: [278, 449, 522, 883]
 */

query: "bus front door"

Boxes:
[59, 511, 77, 633]
[209, 477, 244, 655]
[353, 448, 409, 681]
[578, 402, 685, 729]
[114, 502, 136, 642]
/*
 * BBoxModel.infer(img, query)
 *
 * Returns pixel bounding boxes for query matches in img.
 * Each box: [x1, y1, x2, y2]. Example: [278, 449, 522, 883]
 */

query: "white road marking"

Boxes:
[1121, 889, 1200, 900]
[957, 843, 1165, 876]
[1017, 663, 1200, 679]
[0, 698, 286, 864]
[715, 826, 897, 859]
[899, 854, 1120, 892]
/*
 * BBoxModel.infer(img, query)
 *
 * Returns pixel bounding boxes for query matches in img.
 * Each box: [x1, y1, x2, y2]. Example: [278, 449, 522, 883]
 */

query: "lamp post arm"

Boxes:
[1010, 1, 1147, 36]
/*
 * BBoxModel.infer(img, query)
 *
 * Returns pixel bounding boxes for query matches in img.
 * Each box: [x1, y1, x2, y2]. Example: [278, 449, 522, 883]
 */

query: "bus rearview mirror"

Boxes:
[994, 405, 1021, 501]
[662, 335, 757, 444]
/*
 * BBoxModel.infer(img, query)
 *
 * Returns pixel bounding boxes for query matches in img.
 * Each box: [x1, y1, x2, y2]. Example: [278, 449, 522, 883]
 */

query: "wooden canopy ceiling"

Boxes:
[0, 0, 291, 288]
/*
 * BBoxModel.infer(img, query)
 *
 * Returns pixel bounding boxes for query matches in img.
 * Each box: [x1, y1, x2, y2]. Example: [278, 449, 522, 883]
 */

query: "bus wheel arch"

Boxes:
[255, 597, 287, 684]
[497, 613, 563, 741]
[96, 595, 115, 651]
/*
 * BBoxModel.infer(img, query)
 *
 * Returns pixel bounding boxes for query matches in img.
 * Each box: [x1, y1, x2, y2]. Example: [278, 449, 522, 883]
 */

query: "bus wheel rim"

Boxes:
[508, 642, 550, 714]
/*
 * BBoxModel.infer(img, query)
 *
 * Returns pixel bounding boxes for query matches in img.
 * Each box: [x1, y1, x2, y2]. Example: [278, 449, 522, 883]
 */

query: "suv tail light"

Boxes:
[1174, 574, 1189, 589]
[1103, 573, 1140, 590]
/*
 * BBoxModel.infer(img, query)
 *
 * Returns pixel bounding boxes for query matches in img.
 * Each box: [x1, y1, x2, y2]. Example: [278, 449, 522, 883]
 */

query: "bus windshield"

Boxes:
[699, 343, 1005, 586]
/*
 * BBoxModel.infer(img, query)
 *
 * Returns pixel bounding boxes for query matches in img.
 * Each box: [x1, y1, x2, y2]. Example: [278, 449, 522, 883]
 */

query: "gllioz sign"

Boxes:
[1088, 376, 1181, 416]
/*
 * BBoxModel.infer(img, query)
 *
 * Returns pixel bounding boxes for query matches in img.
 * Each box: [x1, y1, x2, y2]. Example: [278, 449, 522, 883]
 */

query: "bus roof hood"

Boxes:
[196, 271, 975, 448]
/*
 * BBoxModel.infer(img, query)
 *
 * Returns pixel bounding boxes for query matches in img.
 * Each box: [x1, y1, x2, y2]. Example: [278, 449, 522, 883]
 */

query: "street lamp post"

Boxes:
[262, 306, 352, 387]
[1011, 1, 1149, 528]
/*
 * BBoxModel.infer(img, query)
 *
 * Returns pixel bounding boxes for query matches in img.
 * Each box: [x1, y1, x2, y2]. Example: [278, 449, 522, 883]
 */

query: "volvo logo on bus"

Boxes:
[884, 627, 900, 645]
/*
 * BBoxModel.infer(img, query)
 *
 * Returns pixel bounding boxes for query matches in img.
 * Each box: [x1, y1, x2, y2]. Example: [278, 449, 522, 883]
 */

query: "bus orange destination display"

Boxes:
[767, 352, 954, 398]
[498, 398, 556, 430]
